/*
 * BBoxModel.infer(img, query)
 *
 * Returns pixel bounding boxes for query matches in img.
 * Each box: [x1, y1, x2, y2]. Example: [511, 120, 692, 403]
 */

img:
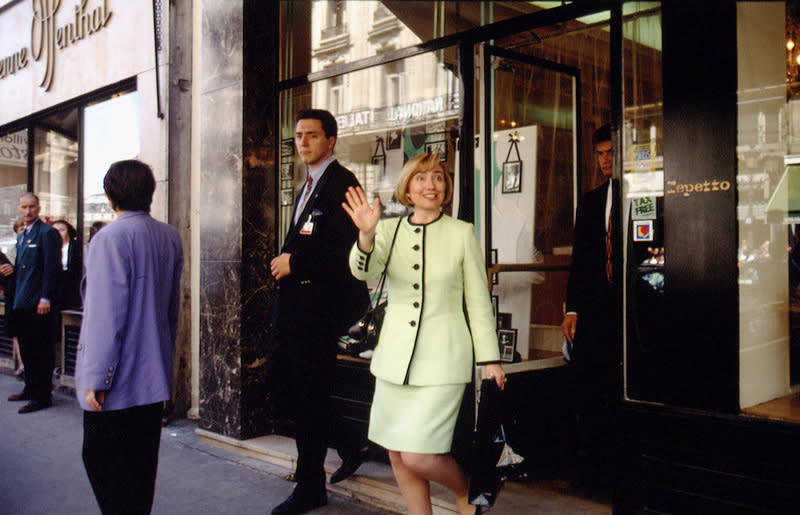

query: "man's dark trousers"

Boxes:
[14, 308, 55, 404]
[82, 402, 163, 514]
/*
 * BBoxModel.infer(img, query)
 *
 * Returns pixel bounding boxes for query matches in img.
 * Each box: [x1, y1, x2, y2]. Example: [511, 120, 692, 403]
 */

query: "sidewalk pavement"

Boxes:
[0, 372, 383, 515]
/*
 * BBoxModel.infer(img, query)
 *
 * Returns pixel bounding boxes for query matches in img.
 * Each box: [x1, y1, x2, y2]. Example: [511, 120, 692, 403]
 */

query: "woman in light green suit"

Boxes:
[343, 152, 506, 515]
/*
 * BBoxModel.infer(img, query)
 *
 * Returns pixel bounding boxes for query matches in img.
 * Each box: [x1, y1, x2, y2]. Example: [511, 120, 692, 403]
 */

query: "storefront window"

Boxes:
[33, 126, 79, 229]
[0, 129, 28, 259]
[737, 2, 800, 421]
[279, 1, 575, 81]
[82, 90, 140, 244]
[278, 48, 460, 243]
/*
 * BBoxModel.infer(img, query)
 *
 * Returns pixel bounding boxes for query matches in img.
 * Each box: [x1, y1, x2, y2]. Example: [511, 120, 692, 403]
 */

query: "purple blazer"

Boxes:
[75, 211, 183, 412]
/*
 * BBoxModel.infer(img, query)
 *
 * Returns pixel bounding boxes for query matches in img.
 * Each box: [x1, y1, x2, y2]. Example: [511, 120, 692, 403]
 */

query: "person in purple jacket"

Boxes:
[75, 159, 183, 515]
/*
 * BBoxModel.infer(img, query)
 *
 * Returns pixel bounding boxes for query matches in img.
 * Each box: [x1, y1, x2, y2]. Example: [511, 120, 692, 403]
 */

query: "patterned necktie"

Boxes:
[294, 176, 314, 223]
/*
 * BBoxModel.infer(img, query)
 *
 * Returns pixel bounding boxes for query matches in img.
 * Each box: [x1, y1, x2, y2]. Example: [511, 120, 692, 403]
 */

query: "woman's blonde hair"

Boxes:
[394, 152, 453, 208]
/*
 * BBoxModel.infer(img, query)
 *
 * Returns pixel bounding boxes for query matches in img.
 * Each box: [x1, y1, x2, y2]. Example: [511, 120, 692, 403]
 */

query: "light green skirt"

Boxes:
[368, 378, 465, 454]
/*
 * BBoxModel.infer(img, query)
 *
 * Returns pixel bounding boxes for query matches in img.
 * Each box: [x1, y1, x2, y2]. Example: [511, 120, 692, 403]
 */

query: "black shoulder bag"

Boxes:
[346, 217, 403, 353]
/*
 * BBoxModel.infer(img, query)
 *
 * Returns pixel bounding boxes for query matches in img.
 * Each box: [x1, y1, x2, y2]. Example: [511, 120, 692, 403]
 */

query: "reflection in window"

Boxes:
[34, 127, 78, 228]
[82, 90, 139, 244]
[621, 4, 664, 403]
[0, 130, 28, 259]
[278, 47, 460, 245]
[280, 1, 579, 82]
[737, 2, 800, 422]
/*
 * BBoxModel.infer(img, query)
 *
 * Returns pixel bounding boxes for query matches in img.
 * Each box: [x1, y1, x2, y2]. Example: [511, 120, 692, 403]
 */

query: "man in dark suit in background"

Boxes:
[4, 193, 62, 413]
[561, 124, 622, 487]
[270, 109, 370, 515]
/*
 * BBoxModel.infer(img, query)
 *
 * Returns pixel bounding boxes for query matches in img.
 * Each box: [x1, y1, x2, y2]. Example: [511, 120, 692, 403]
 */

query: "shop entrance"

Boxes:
[274, 2, 636, 508]
[474, 7, 618, 369]
[481, 44, 580, 365]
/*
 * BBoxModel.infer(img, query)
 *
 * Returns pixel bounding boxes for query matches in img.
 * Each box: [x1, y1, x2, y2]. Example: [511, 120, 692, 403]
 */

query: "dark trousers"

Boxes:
[82, 403, 163, 515]
[274, 329, 359, 495]
[570, 301, 622, 487]
[14, 308, 55, 403]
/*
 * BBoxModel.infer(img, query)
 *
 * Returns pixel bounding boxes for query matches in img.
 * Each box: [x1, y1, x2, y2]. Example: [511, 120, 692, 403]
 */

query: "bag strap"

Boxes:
[370, 216, 403, 308]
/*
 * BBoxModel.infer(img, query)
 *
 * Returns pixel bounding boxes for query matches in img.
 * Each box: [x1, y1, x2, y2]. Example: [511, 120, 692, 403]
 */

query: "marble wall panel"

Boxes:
[197, 0, 280, 440]
[198, 259, 243, 436]
[237, 0, 281, 438]
[199, 84, 243, 262]
[200, 0, 244, 95]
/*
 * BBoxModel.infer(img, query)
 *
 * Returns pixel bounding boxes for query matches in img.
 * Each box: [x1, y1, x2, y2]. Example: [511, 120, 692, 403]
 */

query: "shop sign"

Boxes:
[335, 95, 457, 133]
[665, 179, 731, 197]
[337, 110, 374, 130]
[631, 196, 656, 220]
[0, 0, 113, 91]
[0, 132, 28, 167]
[386, 97, 446, 123]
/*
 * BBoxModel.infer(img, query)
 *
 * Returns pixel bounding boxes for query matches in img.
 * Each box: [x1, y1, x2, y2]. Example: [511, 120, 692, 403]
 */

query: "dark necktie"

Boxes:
[294, 176, 314, 223]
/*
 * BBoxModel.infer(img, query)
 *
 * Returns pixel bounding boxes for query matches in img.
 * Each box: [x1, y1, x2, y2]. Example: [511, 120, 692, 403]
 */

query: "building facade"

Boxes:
[2, 1, 800, 511]
[0, 0, 192, 414]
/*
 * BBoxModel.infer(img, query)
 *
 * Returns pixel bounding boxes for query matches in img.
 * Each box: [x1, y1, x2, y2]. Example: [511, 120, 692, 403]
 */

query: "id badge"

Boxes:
[299, 216, 314, 235]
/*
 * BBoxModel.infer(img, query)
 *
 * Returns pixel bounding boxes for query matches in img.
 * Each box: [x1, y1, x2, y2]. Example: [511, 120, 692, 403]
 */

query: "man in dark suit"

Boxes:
[4, 193, 62, 413]
[270, 109, 369, 515]
[561, 124, 622, 487]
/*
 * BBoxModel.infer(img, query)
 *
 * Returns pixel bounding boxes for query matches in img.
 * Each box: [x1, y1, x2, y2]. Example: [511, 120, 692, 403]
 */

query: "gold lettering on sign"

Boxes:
[29, 0, 112, 91]
[0, 48, 29, 79]
[31, 0, 59, 91]
[665, 179, 731, 197]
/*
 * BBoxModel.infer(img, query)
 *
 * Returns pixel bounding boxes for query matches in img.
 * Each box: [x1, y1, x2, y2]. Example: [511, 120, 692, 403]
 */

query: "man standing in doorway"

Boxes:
[4, 192, 61, 414]
[270, 109, 370, 515]
[76, 160, 183, 514]
[561, 123, 622, 488]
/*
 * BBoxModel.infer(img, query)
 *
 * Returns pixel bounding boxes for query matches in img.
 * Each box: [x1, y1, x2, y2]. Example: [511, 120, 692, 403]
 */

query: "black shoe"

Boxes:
[8, 392, 30, 402]
[271, 491, 327, 515]
[330, 449, 368, 484]
[18, 400, 51, 414]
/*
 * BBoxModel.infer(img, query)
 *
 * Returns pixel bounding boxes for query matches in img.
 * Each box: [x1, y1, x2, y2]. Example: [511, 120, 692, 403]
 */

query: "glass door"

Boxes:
[482, 45, 581, 363]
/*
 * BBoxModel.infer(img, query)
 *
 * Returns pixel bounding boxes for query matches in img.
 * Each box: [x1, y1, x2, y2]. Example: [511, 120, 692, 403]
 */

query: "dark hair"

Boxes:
[52, 219, 77, 240]
[89, 221, 105, 242]
[296, 109, 338, 139]
[103, 160, 156, 212]
[592, 123, 612, 147]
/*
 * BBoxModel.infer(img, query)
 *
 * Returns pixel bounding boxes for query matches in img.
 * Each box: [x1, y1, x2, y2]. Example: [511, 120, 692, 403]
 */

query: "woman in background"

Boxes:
[52, 220, 82, 310]
[343, 152, 505, 515]
[10, 218, 24, 377]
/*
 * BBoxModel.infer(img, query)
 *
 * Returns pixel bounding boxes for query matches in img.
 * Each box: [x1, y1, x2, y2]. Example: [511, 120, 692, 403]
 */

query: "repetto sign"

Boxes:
[665, 179, 731, 197]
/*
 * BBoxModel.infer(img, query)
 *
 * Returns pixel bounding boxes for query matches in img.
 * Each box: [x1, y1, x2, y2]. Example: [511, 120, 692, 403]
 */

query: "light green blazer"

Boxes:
[349, 214, 500, 386]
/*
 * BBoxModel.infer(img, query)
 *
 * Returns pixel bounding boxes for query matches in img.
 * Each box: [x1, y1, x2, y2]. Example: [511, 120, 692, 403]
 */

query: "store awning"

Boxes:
[765, 164, 800, 223]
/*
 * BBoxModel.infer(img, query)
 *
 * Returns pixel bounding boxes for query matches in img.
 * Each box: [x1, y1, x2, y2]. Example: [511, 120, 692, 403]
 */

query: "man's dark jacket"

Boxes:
[565, 179, 621, 368]
[274, 159, 369, 339]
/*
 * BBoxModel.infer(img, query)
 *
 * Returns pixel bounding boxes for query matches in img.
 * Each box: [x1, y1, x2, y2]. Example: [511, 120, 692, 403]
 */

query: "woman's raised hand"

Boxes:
[342, 186, 381, 234]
